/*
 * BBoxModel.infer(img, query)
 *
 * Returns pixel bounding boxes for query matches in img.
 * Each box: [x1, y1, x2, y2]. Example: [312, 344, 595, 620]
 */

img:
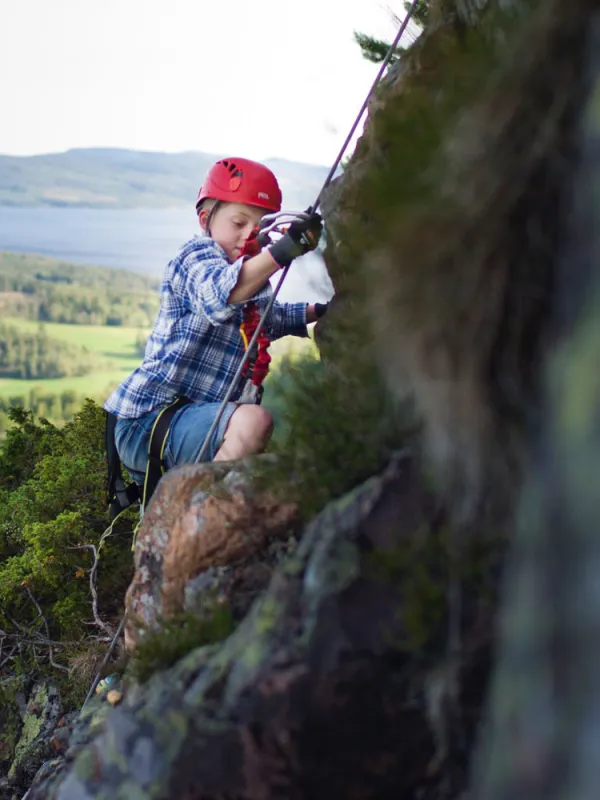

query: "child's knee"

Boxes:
[225, 404, 273, 451]
[232, 404, 273, 441]
[252, 405, 274, 439]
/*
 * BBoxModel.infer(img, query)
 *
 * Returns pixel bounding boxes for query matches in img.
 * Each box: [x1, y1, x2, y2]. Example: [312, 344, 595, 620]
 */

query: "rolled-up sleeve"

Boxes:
[181, 242, 244, 325]
[267, 301, 308, 340]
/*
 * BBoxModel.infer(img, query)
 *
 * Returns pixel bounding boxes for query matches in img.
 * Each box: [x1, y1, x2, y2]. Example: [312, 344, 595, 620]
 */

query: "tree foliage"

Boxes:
[354, 2, 429, 65]
[0, 390, 94, 432]
[0, 402, 134, 696]
[0, 251, 159, 327]
[0, 323, 102, 379]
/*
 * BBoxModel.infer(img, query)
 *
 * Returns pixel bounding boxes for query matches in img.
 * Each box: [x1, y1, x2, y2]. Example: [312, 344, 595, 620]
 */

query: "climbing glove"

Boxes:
[314, 302, 329, 319]
[268, 211, 323, 268]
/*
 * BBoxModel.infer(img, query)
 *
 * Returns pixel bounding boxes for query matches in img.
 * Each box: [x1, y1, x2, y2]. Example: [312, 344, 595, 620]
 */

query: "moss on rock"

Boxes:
[8, 681, 62, 784]
[128, 605, 235, 684]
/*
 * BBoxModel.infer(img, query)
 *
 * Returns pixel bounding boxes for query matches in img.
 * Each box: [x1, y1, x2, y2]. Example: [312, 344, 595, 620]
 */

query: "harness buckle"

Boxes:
[239, 379, 264, 405]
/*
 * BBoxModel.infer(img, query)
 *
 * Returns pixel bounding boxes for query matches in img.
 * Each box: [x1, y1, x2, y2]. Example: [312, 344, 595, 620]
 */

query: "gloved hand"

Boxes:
[268, 211, 323, 268]
[314, 302, 329, 319]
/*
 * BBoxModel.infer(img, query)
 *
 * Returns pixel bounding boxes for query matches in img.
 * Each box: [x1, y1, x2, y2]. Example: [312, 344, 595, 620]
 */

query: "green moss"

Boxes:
[258, 2, 540, 523]
[259, 355, 417, 519]
[128, 605, 235, 684]
[7, 683, 49, 780]
[365, 524, 504, 653]
[330, 1, 543, 348]
[255, 6, 535, 521]
[252, 594, 286, 637]
[365, 529, 446, 652]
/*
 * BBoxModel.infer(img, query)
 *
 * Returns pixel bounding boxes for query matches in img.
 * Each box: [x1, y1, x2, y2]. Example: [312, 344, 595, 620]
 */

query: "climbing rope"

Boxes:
[196, 0, 421, 462]
[81, 614, 126, 709]
[312, 0, 420, 212]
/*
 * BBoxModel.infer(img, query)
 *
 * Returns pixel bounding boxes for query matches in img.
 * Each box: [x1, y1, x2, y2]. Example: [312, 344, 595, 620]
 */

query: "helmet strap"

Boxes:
[205, 200, 222, 237]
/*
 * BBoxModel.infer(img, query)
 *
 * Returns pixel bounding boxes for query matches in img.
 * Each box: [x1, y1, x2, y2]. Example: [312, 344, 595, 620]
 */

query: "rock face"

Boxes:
[472, 9, 600, 798]
[26, 452, 494, 799]
[0, 677, 26, 782]
[0, 681, 62, 794]
[321, 0, 589, 525]
[124, 460, 299, 651]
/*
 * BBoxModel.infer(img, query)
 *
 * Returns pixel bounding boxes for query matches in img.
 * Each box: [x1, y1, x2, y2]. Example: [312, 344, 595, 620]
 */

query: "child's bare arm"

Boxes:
[227, 250, 280, 304]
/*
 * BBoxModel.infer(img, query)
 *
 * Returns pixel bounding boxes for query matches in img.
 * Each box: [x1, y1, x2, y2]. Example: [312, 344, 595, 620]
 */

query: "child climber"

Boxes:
[104, 157, 324, 487]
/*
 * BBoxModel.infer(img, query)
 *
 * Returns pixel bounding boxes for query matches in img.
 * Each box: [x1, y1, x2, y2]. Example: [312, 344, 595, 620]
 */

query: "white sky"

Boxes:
[0, 0, 414, 165]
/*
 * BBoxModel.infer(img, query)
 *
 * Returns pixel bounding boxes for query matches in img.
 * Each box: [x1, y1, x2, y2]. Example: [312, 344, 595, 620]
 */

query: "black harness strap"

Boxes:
[105, 396, 191, 521]
[106, 412, 140, 522]
[143, 395, 190, 507]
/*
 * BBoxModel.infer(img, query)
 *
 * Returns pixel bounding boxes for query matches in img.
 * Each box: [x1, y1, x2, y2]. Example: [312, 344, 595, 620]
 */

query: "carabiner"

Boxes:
[258, 210, 311, 239]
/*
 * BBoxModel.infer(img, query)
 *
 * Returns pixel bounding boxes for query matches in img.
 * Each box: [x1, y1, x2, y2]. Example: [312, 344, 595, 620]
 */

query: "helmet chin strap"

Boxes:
[205, 200, 222, 237]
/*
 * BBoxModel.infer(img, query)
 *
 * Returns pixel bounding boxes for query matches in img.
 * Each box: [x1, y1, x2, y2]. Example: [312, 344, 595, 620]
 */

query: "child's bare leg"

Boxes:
[213, 404, 274, 461]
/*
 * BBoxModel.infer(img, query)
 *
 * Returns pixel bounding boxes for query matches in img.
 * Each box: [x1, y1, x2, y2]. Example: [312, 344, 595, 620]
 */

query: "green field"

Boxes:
[0, 316, 316, 404]
[0, 317, 143, 401]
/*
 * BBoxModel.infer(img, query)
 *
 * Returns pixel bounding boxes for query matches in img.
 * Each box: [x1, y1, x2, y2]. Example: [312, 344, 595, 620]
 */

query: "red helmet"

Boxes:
[195, 157, 282, 213]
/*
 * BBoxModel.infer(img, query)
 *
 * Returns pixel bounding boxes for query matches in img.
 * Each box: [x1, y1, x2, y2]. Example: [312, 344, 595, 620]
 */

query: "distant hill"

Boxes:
[0, 149, 330, 209]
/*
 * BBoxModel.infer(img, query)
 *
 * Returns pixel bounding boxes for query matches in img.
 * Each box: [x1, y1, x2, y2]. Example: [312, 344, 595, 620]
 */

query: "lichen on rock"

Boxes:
[27, 452, 476, 800]
[0, 676, 27, 778]
[7, 681, 61, 786]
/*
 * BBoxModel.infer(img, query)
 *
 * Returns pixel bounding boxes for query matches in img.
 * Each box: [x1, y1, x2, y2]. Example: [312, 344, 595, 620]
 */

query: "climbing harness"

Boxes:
[91, 1, 421, 710]
[237, 227, 274, 404]
[105, 395, 191, 521]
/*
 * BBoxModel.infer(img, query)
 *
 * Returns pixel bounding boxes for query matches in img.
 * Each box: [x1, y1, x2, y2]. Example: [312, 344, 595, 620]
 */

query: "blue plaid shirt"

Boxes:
[104, 235, 308, 418]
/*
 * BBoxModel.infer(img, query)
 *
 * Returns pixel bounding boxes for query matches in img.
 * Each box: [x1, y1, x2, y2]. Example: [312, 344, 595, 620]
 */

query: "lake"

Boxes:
[0, 207, 334, 304]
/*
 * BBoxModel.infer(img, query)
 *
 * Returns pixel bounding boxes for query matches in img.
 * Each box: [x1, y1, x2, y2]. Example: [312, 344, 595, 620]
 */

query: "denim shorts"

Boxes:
[114, 401, 238, 485]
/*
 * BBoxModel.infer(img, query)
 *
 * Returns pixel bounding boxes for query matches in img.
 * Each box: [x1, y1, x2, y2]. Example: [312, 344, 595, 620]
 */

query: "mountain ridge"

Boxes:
[0, 148, 330, 209]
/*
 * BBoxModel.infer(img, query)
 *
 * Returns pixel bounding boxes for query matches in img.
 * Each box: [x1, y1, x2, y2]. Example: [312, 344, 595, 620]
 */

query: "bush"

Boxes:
[262, 354, 417, 518]
[0, 401, 135, 701]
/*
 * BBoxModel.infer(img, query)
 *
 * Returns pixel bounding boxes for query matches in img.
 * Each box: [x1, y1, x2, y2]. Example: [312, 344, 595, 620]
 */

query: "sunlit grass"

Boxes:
[2, 317, 143, 358]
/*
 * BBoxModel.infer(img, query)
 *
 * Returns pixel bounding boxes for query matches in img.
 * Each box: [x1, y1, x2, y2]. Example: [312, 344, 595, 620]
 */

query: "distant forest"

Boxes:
[0, 389, 84, 432]
[0, 251, 159, 327]
[0, 251, 159, 432]
[0, 322, 100, 380]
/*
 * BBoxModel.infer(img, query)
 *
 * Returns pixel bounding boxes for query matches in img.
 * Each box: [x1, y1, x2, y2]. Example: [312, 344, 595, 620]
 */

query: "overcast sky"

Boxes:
[0, 0, 417, 166]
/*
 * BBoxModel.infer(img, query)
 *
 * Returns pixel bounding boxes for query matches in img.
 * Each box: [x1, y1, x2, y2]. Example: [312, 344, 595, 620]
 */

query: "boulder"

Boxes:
[124, 460, 299, 651]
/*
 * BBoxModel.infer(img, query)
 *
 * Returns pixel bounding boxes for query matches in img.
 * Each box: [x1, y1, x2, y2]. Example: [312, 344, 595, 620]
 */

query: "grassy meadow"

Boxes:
[0, 316, 143, 401]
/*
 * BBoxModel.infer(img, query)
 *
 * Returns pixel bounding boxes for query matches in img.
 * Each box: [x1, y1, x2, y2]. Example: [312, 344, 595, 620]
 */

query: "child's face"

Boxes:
[202, 202, 266, 262]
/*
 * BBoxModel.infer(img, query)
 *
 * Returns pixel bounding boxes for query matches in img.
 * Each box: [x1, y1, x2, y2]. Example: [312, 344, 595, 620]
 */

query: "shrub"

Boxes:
[0, 401, 135, 702]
